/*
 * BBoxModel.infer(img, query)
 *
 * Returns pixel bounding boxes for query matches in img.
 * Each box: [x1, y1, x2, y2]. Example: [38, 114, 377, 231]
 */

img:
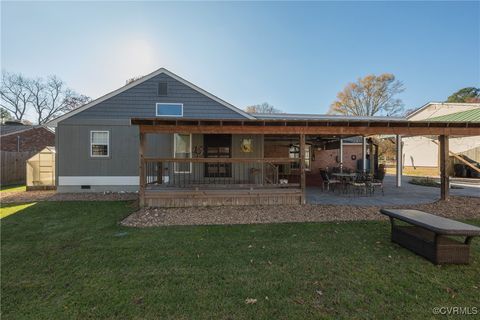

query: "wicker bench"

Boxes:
[380, 209, 480, 265]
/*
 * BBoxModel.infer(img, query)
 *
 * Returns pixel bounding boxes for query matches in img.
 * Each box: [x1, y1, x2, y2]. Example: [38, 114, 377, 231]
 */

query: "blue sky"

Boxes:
[2, 1, 479, 117]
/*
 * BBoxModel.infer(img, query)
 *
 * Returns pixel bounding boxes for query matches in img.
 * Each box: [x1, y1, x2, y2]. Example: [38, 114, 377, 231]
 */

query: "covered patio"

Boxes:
[307, 175, 480, 206]
[131, 116, 479, 207]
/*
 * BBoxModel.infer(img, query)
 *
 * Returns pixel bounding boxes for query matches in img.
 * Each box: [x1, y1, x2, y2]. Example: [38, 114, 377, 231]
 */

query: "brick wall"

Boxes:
[1, 127, 55, 152]
[311, 145, 363, 172]
[264, 141, 364, 172]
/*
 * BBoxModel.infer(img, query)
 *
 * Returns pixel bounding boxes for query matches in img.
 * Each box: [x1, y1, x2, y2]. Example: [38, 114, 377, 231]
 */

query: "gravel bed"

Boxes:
[122, 196, 480, 227]
[1, 191, 138, 203]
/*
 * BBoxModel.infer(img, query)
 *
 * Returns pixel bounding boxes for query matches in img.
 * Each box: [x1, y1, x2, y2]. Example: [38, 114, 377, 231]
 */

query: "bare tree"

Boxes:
[245, 102, 281, 114]
[26, 77, 48, 124]
[63, 94, 91, 111]
[329, 74, 405, 116]
[27, 75, 91, 124]
[1, 71, 90, 124]
[0, 71, 31, 121]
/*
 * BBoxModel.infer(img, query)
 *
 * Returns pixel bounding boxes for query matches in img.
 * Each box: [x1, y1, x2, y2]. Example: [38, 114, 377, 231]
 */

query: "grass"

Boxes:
[0, 202, 36, 219]
[0, 184, 26, 193]
[1, 201, 479, 319]
[409, 177, 463, 189]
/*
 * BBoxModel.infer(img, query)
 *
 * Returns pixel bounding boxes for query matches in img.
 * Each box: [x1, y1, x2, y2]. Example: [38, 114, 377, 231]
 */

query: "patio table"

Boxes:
[332, 173, 357, 193]
[331, 173, 357, 178]
[380, 209, 480, 264]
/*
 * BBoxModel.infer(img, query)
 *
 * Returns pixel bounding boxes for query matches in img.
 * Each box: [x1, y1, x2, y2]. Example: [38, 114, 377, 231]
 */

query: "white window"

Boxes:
[90, 131, 109, 157]
[156, 103, 183, 117]
[173, 133, 192, 173]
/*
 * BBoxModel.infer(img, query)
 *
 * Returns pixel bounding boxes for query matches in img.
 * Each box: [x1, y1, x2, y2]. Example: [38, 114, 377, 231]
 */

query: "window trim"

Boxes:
[156, 103, 183, 117]
[90, 130, 110, 158]
[173, 133, 192, 173]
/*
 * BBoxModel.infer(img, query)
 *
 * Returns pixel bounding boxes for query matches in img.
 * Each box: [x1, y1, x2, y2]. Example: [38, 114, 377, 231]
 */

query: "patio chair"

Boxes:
[370, 166, 386, 196]
[320, 170, 341, 192]
[348, 173, 367, 196]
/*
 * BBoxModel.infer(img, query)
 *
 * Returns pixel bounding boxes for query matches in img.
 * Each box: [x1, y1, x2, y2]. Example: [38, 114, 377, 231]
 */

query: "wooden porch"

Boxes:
[133, 117, 480, 207]
[140, 157, 305, 207]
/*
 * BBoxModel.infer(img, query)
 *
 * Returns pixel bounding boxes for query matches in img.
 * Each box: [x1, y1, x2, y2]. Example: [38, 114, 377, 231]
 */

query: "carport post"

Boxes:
[362, 137, 367, 172]
[439, 135, 449, 200]
[300, 134, 306, 204]
[339, 138, 344, 173]
[139, 132, 146, 207]
[396, 135, 402, 187]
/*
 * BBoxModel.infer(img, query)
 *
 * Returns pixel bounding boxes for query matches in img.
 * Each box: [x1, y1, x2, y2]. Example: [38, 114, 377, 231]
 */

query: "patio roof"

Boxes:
[250, 113, 405, 122]
[131, 117, 480, 136]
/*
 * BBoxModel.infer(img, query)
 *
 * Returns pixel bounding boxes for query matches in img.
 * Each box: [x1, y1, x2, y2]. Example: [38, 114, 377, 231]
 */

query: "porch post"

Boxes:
[362, 137, 367, 172]
[339, 138, 344, 173]
[300, 134, 306, 204]
[439, 135, 449, 200]
[139, 132, 146, 207]
[369, 140, 375, 175]
[396, 134, 402, 187]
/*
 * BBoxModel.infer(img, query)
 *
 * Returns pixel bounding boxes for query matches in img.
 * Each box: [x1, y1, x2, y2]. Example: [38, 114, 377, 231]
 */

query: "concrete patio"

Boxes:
[307, 175, 480, 206]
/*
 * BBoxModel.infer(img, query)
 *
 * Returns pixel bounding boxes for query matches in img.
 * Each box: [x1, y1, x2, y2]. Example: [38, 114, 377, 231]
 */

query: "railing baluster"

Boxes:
[142, 158, 300, 191]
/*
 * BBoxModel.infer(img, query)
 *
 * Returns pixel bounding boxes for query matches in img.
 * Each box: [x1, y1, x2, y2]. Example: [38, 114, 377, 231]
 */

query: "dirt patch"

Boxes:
[0, 191, 138, 203]
[121, 196, 480, 227]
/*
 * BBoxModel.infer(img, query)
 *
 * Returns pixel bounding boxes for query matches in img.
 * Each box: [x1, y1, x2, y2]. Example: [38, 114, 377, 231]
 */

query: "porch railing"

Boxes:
[141, 157, 300, 189]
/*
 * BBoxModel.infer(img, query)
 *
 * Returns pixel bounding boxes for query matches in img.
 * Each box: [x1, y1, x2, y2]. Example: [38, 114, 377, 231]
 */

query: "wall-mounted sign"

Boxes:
[241, 138, 253, 153]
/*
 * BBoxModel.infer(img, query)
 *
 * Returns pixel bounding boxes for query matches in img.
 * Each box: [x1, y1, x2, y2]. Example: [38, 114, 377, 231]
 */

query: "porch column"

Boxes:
[396, 134, 402, 187]
[339, 138, 344, 173]
[362, 137, 367, 172]
[300, 134, 306, 204]
[139, 132, 146, 207]
[439, 135, 449, 200]
[369, 140, 375, 175]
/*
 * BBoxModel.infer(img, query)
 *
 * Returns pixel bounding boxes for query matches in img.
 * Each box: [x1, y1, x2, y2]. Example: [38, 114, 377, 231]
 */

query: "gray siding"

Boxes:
[62, 73, 247, 123]
[58, 124, 177, 177]
[58, 124, 140, 176]
[57, 123, 265, 191]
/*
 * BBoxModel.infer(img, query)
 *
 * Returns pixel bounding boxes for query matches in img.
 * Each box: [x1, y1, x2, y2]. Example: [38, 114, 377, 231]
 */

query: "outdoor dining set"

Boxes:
[319, 168, 385, 196]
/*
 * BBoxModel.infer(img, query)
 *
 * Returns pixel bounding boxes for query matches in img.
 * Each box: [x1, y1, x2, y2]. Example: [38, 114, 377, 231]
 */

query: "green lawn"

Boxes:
[1, 201, 479, 319]
[0, 184, 26, 193]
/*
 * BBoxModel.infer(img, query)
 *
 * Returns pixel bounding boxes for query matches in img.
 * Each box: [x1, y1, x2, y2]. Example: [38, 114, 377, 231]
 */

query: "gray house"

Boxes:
[48, 68, 477, 207]
[50, 68, 255, 194]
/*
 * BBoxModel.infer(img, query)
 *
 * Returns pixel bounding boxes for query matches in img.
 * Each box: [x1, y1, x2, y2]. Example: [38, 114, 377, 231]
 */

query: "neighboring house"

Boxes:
[404, 102, 480, 177]
[0, 122, 55, 152]
[46, 68, 477, 206]
[0, 121, 56, 185]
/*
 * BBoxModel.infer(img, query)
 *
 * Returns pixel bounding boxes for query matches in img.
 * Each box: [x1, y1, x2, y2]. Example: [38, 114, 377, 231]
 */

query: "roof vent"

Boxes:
[158, 81, 168, 96]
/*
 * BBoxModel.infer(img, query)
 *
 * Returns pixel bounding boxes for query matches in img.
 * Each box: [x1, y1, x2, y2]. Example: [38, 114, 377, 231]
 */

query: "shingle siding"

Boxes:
[63, 73, 246, 122]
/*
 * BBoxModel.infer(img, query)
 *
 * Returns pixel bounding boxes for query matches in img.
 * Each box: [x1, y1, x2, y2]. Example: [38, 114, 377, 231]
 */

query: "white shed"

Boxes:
[26, 146, 56, 190]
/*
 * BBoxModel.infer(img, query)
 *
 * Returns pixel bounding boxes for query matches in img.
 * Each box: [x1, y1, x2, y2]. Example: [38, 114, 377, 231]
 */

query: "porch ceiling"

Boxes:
[131, 118, 480, 136]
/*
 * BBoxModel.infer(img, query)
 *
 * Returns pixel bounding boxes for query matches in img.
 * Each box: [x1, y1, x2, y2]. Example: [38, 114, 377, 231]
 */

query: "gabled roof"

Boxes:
[406, 102, 480, 119]
[0, 125, 37, 137]
[428, 108, 480, 122]
[0, 125, 54, 137]
[47, 68, 254, 126]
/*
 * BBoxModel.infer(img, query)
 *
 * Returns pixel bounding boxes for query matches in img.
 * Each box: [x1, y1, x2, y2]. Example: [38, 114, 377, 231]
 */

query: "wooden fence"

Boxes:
[1, 151, 36, 186]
